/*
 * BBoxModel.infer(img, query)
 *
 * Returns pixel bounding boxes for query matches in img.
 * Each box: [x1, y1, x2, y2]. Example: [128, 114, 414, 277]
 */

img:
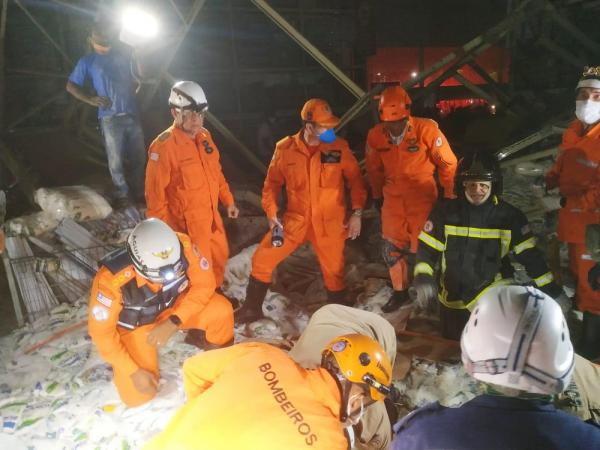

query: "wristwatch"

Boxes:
[168, 315, 182, 327]
[352, 208, 363, 217]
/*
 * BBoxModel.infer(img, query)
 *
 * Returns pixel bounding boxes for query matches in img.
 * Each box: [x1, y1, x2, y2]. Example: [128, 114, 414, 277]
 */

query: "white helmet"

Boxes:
[168, 80, 208, 112]
[127, 219, 186, 284]
[461, 285, 574, 395]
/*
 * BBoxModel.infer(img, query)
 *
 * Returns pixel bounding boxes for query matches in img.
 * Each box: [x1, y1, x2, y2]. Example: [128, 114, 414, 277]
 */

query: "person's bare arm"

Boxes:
[65, 80, 111, 108]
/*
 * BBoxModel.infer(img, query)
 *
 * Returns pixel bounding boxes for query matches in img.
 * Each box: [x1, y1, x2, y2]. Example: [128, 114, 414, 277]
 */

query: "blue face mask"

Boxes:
[318, 128, 336, 143]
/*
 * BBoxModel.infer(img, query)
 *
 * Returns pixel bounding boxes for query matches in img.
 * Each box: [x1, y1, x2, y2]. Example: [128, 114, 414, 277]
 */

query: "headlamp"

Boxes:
[363, 373, 391, 397]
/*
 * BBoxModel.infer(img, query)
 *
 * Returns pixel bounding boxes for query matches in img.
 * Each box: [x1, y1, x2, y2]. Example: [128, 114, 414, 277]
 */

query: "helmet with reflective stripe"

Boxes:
[321, 333, 392, 402]
[169, 80, 208, 112]
[378, 86, 411, 122]
[461, 285, 574, 395]
[126, 218, 186, 284]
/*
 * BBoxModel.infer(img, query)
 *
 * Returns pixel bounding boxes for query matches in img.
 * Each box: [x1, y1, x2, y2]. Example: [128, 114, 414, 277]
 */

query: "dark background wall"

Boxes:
[1, 0, 600, 215]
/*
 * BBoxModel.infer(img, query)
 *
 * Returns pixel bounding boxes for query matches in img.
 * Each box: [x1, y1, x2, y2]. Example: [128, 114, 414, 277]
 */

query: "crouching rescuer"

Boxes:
[88, 218, 234, 407]
[143, 334, 393, 450]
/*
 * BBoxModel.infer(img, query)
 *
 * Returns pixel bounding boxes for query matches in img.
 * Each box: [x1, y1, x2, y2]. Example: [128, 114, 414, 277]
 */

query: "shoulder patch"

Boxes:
[149, 152, 159, 161]
[91, 305, 109, 322]
[435, 136, 443, 147]
[158, 131, 171, 142]
[200, 256, 210, 271]
[423, 220, 434, 232]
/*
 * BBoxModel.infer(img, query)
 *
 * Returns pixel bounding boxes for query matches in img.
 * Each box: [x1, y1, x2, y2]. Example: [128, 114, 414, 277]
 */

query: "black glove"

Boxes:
[373, 197, 383, 213]
[410, 274, 437, 310]
[589, 263, 600, 291]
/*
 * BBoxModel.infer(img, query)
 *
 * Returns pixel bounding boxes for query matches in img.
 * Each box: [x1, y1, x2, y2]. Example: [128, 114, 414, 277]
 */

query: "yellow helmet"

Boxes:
[321, 334, 392, 402]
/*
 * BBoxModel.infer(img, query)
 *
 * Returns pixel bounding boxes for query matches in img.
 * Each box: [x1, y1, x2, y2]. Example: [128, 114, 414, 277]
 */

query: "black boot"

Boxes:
[184, 329, 234, 350]
[326, 289, 353, 306]
[235, 276, 270, 324]
[381, 290, 411, 313]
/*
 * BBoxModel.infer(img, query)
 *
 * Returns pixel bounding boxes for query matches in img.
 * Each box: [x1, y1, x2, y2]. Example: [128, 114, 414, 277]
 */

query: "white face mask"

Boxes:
[575, 100, 600, 125]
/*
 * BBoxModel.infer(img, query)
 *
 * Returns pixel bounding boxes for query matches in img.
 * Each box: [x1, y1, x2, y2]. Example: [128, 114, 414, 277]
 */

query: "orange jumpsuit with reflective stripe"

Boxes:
[366, 117, 457, 290]
[143, 342, 348, 450]
[546, 120, 600, 313]
[88, 233, 233, 407]
[145, 125, 234, 286]
[251, 132, 367, 291]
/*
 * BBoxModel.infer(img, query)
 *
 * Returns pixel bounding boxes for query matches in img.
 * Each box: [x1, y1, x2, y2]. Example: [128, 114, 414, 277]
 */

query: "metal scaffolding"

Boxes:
[1, 0, 600, 199]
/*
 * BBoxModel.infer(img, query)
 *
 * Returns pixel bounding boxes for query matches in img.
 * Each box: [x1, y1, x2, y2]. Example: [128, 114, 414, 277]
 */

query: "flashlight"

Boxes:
[120, 6, 159, 47]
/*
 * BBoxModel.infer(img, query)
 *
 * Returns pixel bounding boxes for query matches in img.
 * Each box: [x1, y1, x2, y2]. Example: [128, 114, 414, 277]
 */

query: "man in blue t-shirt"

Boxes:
[392, 285, 600, 450]
[66, 23, 145, 205]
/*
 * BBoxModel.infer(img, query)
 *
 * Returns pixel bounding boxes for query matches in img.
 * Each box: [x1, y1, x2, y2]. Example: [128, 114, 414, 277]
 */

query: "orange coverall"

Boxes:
[88, 233, 234, 407]
[546, 120, 600, 313]
[145, 125, 235, 286]
[251, 132, 367, 292]
[365, 117, 457, 290]
[143, 342, 349, 450]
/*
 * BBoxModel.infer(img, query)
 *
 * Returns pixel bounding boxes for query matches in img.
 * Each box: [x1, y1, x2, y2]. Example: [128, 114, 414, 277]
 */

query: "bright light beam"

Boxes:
[121, 6, 158, 40]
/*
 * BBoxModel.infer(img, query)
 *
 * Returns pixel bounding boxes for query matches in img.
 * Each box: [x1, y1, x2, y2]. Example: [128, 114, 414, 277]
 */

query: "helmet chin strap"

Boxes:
[343, 394, 365, 427]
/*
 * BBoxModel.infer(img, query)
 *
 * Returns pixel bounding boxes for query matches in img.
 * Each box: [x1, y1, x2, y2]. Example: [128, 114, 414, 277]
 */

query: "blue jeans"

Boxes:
[100, 114, 146, 200]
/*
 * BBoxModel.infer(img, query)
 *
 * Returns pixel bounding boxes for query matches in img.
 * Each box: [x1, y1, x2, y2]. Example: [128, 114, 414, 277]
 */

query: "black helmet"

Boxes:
[455, 151, 502, 198]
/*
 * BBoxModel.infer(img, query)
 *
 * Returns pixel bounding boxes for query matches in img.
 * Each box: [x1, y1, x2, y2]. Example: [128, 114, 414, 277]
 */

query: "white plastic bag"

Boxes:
[34, 186, 112, 221]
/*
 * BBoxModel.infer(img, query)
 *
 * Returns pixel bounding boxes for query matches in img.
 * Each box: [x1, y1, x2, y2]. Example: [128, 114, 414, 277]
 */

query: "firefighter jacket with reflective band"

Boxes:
[415, 196, 561, 309]
[143, 342, 349, 450]
[262, 132, 366, 241]
[545, 119, 600, 244]
[100, 248, 189, 330]
[145, 125, 234, 236]
[88, 232, 217, 376]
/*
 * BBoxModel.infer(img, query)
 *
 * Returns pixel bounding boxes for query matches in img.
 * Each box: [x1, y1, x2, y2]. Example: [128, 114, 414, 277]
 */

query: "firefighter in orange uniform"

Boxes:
[365, 86, 457, 312]
[546, 66, 600, 360]
[145, 81, 239, 287]
[143, 334, 393, 450]
[235, 99, 367, 323]
[88, 219, 234, 407]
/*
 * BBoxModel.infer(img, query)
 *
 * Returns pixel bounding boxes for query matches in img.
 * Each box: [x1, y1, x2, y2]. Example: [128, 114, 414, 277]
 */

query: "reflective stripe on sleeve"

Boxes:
[533, 271, 554, 287]
[418, 231, 445, 251]
[513, 237, 536, 255]
[414, 262, 434, 276]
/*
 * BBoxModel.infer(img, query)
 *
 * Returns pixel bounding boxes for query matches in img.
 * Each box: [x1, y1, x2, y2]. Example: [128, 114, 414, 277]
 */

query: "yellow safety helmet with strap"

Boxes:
[321, 333, 392, 402]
